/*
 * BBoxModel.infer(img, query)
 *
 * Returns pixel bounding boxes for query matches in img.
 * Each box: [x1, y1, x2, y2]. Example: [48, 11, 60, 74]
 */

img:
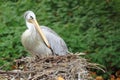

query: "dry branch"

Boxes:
[0, 54, 104, 80]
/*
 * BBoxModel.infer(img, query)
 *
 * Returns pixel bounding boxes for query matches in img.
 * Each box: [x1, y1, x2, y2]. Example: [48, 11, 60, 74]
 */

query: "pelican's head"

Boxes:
[23, 10, 50, 48]
[24, 11, 36, 21]
[24, 11, 37, 29]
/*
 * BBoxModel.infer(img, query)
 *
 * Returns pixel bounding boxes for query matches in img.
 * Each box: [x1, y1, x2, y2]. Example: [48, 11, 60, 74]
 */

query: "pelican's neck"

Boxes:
[26, 21, 36, 32]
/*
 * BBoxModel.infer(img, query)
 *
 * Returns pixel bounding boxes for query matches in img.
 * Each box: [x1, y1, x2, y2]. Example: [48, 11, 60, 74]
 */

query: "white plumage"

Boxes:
[21, 11, 68, 57]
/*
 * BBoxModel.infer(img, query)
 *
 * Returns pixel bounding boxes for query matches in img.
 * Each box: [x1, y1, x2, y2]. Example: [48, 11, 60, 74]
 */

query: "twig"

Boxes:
[0, 70, 35, 75]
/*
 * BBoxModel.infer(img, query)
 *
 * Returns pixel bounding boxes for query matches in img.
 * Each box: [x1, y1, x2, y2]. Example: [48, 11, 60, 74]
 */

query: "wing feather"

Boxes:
[41, 26, 68, 55]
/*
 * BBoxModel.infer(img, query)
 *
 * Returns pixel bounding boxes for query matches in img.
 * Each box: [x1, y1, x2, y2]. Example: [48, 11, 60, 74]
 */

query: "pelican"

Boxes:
[21, 11, 69, 58]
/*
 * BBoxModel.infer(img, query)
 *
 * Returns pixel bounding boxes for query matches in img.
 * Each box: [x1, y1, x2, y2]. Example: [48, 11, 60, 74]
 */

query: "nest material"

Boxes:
[0, 54, 102, 80]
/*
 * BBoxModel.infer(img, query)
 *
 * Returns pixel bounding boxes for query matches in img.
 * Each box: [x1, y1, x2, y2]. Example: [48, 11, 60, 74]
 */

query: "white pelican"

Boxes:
[21, 11, 69, 57]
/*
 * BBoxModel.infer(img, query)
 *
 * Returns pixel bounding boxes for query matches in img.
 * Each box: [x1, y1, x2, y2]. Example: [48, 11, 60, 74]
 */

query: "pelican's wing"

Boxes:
[41, 26, 68, 55]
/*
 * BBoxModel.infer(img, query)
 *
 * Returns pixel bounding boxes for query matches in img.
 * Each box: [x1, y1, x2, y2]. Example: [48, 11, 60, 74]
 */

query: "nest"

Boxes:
[0, 54, 104, 80]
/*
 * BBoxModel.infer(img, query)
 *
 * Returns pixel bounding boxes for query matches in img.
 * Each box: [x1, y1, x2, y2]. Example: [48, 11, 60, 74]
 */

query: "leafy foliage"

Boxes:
[0, 0, 120, 78]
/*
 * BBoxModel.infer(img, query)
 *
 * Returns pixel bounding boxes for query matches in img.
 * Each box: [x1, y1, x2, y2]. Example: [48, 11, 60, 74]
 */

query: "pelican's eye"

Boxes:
[30, 16, 33, 19]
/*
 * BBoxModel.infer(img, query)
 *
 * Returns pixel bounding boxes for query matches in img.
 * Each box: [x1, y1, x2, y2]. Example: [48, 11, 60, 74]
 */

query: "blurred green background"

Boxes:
[0, 0, 120, 79]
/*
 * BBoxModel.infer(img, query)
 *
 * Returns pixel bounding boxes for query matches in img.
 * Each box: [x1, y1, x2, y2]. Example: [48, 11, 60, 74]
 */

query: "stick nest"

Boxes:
[0, 54, 103, 80]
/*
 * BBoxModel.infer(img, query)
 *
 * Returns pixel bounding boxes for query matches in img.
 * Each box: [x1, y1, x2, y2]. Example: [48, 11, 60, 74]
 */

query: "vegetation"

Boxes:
[0, 0, 120, 79]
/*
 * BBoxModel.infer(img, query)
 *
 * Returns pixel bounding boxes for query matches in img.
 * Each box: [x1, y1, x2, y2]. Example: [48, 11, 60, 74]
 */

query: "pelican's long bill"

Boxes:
[29, 19, 51, 48]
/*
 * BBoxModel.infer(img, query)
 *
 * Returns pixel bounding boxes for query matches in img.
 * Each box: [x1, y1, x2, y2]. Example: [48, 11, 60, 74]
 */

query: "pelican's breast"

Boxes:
[21, 29, 52, 57]
[21, 30, 38, 49]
